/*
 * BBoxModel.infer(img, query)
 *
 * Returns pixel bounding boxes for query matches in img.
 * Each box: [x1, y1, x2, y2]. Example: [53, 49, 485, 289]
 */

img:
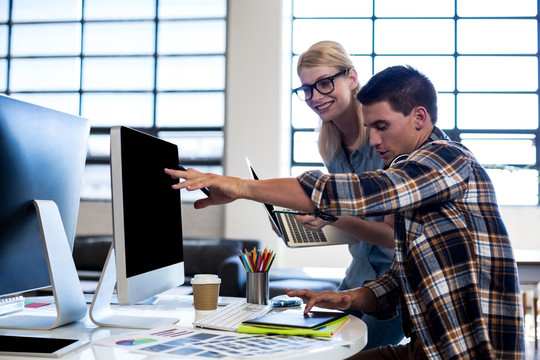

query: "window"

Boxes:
[1, 0, 226, 201]
[291, 0, 539, 205]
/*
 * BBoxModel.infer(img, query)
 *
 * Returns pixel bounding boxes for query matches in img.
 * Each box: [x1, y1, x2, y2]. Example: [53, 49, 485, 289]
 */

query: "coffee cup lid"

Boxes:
[191, 274, 221, 285]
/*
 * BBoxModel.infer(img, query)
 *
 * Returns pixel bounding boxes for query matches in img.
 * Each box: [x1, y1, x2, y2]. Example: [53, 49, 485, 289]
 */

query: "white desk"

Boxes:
[0, 288, 367, 359]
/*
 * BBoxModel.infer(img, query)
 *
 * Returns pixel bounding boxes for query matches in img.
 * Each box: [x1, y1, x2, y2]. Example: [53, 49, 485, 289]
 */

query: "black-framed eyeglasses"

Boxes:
[292, 69, 349, 101]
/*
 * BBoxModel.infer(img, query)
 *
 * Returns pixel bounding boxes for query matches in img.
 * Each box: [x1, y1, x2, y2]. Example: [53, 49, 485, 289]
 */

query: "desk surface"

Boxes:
[0, 288, 367, 360]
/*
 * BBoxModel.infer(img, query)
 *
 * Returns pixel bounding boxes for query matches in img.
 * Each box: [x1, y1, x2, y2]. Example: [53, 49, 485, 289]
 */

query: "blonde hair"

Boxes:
[297, 40, 368, 164]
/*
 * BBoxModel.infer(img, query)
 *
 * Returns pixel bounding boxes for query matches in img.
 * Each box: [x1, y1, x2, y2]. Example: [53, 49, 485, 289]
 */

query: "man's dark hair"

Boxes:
[356, 65, 438, 124]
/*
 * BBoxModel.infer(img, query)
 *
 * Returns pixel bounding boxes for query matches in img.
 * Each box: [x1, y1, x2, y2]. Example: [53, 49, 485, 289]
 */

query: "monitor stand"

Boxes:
[89, 244, 179, 329]
[0, 200, 87, 329]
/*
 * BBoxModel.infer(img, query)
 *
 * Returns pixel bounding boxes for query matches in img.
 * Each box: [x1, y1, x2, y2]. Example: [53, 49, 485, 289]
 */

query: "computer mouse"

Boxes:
[270, 295, 303, 308]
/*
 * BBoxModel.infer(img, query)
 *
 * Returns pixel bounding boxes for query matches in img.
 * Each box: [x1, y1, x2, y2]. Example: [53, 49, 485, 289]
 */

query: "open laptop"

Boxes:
[245, 157, 357, 248]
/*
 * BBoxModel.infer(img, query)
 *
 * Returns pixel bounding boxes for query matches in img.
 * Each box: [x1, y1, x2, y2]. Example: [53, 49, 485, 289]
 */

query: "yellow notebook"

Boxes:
[237, 315, 350, 338]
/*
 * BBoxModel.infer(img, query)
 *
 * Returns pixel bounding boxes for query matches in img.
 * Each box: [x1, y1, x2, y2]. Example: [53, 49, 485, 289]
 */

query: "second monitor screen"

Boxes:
[116, 127, 183, 278]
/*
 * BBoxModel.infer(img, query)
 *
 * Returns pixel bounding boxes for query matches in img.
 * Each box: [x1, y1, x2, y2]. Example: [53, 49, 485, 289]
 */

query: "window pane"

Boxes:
[157, 56, 225, 90]
[375, 0, 454, 17]
[158, 0, 226, 19]
[0, 26, 7, 56]
[351, 56, 375, 86]
[160, 131, 224, 160]
[293, 19, 372, 55]
[156, 92, 224, 127]
[293, 131, 320, 163]
[462, 134, 536, 165]
[81, 93, 154, 127]
[293, 0, 372, 17]
[84, 0, 155, 20]
[87, 134, 110, 158]
[458, 0, 537, 17]
[374, 56, 455, 92]
[0, 60, 6, 91]
[375, 19, 454, 54]
[82, 57, 155, 90]
[0, 0, 8, 22]
[82, 164, 111, 200]
[487, 168, 538, 205]
[9, 93, 80, 115]
[437, 93, 456, 130]
[158, 20, 226, 54]
[84, 22, 155, 55]
[10, 58, 81, 91]
[458, 20, 537, 54]
[12, 0, 81, 21]
[11, 23, 81, 56]
[457, 56, 538, 91]
[458, 94, 538, 130]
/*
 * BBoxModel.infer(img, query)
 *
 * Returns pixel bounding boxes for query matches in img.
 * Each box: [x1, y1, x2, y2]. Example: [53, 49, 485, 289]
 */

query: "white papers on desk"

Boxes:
[94, 325, 349, 359]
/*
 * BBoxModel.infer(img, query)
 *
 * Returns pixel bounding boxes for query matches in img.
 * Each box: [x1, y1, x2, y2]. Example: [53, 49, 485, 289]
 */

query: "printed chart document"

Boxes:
[94, 325, 350, 359]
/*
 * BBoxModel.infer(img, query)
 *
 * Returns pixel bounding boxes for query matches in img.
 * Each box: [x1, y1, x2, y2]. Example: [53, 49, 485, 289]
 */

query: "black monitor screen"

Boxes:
[113, 126, 183, 278]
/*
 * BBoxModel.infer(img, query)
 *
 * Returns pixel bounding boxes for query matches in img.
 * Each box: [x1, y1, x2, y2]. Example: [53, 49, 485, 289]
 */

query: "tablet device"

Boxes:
[0, 335, 89, 358]
[242, 310, 347, 329]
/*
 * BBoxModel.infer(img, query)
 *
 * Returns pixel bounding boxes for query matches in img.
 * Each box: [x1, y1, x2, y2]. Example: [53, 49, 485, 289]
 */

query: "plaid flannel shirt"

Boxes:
[297, 139, 525, 359]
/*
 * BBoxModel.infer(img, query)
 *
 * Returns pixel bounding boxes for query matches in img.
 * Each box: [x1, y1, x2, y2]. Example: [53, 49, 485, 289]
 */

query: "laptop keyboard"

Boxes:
[283, 214, 328, 244]
[193, 302, 272, 332]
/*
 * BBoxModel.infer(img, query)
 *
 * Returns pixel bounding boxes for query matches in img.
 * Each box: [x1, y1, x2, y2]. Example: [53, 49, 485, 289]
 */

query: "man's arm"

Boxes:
[164, 167, 316, 213]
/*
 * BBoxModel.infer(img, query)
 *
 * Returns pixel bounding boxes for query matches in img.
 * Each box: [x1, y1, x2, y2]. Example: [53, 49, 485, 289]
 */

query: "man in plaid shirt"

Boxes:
[166, 65, 525, 359]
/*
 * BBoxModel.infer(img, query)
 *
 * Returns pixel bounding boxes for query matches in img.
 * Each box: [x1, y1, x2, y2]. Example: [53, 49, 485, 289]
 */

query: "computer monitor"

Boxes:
[0, 95, 89, 329]
[90, 126, 185, 329]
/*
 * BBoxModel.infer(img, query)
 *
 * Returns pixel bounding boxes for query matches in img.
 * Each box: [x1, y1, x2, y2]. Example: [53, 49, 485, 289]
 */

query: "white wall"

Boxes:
[223, 0, 354, 268]
[76, 0, 540, 269]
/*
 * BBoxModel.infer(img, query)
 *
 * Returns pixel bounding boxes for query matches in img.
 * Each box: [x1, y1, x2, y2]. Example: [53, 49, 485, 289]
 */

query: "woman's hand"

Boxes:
[294, 214, 331, 232]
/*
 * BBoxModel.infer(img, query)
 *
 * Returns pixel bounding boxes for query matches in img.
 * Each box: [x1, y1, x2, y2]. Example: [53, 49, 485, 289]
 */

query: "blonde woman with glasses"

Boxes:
[292, 41, 404, 349]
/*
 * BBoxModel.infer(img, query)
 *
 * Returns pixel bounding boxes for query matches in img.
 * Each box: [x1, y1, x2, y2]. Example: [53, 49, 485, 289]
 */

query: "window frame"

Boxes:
[1, 0, 227, 201]
[291, 0, 540, 206]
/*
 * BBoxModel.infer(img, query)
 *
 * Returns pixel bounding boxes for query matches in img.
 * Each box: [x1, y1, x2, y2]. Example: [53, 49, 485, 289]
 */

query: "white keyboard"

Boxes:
[0, 296, 25, 316]
[193, 302, 272, 332]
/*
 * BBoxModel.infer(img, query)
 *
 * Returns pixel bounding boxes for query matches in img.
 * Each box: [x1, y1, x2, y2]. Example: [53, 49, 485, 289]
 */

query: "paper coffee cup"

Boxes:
[191, 274, 221, 311]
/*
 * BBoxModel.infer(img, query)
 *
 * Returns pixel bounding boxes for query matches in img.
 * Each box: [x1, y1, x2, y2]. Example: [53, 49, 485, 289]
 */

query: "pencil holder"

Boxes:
[246, 272, 269, 305]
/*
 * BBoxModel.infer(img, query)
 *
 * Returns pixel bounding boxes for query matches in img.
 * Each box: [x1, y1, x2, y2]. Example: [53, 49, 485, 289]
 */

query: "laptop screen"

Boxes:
[245, 157, 283, 237]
